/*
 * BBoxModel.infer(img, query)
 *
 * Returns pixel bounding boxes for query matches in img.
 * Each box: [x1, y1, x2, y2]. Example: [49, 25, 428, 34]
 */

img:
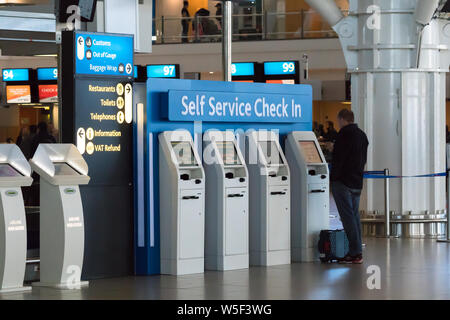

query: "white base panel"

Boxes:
[250, 250, 291, 266]
[32, 281, 89, 290]
[205, 254, 249, 271]
[0, 286, 32, 294]
[161, 258, 204, 275]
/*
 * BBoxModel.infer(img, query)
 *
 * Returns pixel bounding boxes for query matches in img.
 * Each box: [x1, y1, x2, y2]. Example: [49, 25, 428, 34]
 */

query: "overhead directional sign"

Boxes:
[75, 31, 134, 77]
[37, 68, 58, 81]
[2, 69, 30, 82]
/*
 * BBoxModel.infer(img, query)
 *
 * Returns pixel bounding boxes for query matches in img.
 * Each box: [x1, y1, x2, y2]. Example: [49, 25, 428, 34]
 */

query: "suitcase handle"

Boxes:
[310, 189, 325, 193]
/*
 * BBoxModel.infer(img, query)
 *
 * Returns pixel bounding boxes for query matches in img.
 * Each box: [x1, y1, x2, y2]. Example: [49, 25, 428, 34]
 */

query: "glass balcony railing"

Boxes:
[153, 10, 342, 44]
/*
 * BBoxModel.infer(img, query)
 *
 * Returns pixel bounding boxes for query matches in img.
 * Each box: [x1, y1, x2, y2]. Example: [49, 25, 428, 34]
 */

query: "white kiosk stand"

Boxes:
[30, 144, 90, 289]
[245, 131, 291, 266]
[159, 131, 205, 275]
[0, 145, 33, 293]
[286, 132, 329, 262]
[203, 131, 249, 271]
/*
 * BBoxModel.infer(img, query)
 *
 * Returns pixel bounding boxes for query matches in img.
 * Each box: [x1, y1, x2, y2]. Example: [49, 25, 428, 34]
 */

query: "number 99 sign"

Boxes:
[282, 62, 295, 74]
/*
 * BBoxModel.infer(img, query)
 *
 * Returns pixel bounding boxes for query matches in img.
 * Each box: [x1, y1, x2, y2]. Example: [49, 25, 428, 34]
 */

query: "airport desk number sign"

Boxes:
[37, 68, 58, 81]
[74, 32, 134, 77]
[2, 69, 30, 82]
[231, 63, 255, 77]
[147, 65, 177, 78]
[264, 61, 296, 75]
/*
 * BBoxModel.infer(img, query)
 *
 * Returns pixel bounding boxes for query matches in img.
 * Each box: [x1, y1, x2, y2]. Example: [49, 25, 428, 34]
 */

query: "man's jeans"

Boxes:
[331, 181, 363, 256]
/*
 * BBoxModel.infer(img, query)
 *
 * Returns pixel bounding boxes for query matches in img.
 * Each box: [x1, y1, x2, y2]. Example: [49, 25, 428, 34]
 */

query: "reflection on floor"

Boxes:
[1, 238, 450, 300]
[3, 195, 449, 300]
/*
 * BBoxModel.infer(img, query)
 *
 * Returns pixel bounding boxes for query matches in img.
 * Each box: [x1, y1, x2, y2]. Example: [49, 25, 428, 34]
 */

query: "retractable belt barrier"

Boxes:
[364, 171, 448, 179]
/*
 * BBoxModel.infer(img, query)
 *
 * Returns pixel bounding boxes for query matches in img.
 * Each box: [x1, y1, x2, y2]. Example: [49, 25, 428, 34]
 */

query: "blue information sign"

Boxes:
[232, 63, 255, 77]
[2, 69, 29, 82]
[134, 66, 138, 78]
[37, 68, 58, 81]
[168, 89, 311, 123]
[264, 61, 296, 75]
[147, 65, 177, 78]
[75, 32, 134, 76]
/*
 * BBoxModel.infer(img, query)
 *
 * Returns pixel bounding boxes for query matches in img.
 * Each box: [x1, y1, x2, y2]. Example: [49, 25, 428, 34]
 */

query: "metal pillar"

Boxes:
[222, 0, 232, 82]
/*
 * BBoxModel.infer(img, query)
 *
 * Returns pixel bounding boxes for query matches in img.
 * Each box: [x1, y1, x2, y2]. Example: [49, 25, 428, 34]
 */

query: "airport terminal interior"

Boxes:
[1, 0, 450, 303]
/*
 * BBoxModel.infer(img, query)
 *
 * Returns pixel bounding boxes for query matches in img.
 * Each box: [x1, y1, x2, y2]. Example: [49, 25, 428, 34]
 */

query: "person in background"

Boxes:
[215, 2, 222, 29]
[331, 109, 369, 264]
[17, 126, 36, 160]
[324, 121, 338, 142]
[317, 124, 325, 139]
[181, 1, 190, 43]
[446, 125, 450, 143]
[31, 122, 56, 157]
[313, 121, 320, 138]
[6, 138, 13, 144]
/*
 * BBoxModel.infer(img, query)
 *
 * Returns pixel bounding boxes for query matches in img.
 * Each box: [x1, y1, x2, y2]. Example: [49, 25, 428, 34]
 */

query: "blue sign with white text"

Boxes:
[232, 63, 255, 77]
[37, 68, 58, 81]
[2, 69, 29, 82]
[75, 32, 134, 77]
[264, 61, 296, 75]
[168, 90, 311, 123]
[147, 65, 177, 78]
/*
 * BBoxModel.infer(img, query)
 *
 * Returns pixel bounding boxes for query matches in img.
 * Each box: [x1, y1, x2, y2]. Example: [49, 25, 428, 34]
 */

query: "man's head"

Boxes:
[337, 109, 354, 130]
[183, 1, 189, 8]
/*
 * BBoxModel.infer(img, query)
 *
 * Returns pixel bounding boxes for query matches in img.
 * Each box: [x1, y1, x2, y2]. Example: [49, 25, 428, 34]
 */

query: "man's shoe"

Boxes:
[352, 254, 363, 264]
[338, 254, 363, 264]
[338, 254, 354, 264]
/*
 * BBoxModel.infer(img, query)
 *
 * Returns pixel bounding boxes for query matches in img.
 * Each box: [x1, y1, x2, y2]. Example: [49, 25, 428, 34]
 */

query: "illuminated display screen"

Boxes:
[147, 65, 177, 78]
[258, 141, 284, 165]
[171, 141, 198, 167]
[216, 141, 241, 166]
[37, 68, 58, 80]
[6, 85, 31, 104]
[0, 164, 22, 177]
[134, 66, 138, 78]
[2, 69, 30, 82]
[299, 141, 323, 164]
[232, 63, 255, 77]
[264, 61, 296, 75]
[54, 163, 81, 176]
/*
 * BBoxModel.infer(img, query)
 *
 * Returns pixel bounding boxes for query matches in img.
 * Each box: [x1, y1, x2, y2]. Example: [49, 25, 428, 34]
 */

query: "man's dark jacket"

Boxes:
[331, 123, 369, 190]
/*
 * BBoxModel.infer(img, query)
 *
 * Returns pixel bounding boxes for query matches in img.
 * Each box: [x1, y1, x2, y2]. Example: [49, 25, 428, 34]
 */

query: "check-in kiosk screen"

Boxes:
[216, 141, 241, 166]
[171, 141, 198, 167]
[258, 141, 284, 165]
[0, 164, 22, 177]
[299, 141, 323, 164]
[54, 163, 81, 176]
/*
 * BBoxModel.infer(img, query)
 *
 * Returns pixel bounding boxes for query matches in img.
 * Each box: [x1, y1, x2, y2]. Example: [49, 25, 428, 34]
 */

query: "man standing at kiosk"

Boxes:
[331, 109, 368, 264]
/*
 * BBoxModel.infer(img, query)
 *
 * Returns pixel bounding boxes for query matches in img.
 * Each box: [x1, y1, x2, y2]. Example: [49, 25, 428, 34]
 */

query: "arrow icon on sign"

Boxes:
[79, 37, 83, 45]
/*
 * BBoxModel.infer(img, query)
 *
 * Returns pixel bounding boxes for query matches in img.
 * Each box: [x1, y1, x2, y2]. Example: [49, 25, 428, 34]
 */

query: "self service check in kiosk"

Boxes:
[203, 131, 249, 271]
[245, 131, 291, 266]
[30, 144, 90, 289]
[286, 132, 329, 262]
[159, 131, 205, 275]
[0, 145, 33, 293]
